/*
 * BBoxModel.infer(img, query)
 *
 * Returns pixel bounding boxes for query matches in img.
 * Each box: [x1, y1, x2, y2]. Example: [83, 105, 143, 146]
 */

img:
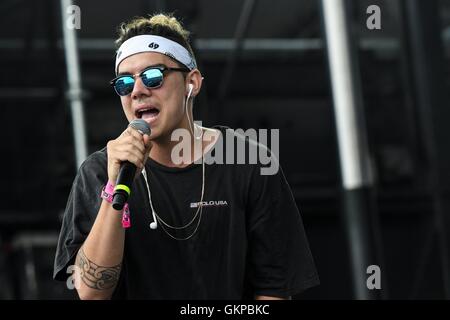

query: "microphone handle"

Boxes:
[112, 161, 136, 210]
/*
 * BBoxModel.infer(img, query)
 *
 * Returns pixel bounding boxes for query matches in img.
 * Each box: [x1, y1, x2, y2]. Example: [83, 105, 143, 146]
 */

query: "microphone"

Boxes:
[112, 119, 151, 210]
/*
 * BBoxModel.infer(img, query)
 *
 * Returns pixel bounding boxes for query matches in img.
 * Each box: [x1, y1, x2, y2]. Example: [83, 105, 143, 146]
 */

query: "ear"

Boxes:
[186, 69, 203, 97]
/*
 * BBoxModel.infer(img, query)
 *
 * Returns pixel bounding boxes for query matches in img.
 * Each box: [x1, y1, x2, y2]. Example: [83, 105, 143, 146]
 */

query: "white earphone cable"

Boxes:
[141, 153, 205, 240]
[185, 84, 202, 140]
[139, 84, 206, 240]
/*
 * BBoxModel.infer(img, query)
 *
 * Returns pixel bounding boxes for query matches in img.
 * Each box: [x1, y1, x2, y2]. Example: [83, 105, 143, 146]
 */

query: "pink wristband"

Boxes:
[101, 181, 116, 203]
[105, 180, 115, 195]
[122, 204, 131, 228]
[101, 181, 131, 229]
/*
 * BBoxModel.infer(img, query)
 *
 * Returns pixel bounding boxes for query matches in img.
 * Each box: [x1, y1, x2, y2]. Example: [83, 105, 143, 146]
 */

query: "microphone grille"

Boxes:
[129, 119, 151, 135]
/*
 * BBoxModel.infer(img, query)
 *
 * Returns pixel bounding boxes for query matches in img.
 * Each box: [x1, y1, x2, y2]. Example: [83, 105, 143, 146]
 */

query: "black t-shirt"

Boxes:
[53, 126, 319, 299]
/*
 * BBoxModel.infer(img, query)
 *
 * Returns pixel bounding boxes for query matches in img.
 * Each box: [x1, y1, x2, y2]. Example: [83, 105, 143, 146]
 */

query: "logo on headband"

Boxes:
[148, 42, 160, 49]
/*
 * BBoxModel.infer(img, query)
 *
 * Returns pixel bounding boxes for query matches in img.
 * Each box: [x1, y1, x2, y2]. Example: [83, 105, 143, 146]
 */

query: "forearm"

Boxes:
[75, 199, 125, 300]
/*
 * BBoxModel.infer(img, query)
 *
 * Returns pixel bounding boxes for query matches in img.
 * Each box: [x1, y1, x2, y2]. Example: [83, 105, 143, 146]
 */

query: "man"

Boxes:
[54, 13, 319, 300]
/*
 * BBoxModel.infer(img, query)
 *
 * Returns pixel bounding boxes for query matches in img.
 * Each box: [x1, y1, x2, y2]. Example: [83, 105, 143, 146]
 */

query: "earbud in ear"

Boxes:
[187, 83, 194, 100]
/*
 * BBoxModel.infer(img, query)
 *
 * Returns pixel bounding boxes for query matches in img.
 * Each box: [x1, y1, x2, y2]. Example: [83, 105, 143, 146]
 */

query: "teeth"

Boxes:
[136, 107, 159, 119]
[138, 108, 158, 113]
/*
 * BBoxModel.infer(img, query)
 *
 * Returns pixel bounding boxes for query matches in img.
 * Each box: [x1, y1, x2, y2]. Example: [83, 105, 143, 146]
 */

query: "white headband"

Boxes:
[115, 35, 197, 74]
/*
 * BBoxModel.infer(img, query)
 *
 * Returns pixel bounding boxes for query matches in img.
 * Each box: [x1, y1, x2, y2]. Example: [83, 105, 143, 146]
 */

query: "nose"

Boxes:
[131, 76, 152, 100]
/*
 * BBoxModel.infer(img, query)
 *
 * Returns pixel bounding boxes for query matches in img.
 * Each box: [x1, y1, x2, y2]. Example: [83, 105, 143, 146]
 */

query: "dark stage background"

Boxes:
[1, 0, 450, 300]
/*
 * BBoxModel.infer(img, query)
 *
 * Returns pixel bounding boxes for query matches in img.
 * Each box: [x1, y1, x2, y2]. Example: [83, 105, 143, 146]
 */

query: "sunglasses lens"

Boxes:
[142, 69, 163, 88]
[114, 76, 135, 96]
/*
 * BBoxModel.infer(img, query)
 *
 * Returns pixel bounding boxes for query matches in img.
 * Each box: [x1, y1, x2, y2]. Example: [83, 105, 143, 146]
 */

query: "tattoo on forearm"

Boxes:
[77, 247, 121, 290]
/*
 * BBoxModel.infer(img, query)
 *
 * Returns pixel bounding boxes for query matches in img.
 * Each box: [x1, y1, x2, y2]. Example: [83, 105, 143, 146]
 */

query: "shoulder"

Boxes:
[75, 147, 108, 184]
[212, 125, 280, 177]
[79, 147, 107, 171]
[213, 125, 276, 154]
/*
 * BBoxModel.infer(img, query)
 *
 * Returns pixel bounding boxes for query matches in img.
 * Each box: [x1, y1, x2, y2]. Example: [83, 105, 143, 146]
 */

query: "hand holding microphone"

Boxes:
[106, 120, 152, 210]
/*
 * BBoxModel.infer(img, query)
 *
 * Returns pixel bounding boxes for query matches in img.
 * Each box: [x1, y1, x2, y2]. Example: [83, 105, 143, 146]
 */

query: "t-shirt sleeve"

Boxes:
[245, 158, 320, 298]
[53, 151, 108, 281]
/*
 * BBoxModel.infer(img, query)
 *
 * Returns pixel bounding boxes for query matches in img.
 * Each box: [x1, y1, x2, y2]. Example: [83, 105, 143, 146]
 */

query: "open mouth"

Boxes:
[135, 106, 160, 122]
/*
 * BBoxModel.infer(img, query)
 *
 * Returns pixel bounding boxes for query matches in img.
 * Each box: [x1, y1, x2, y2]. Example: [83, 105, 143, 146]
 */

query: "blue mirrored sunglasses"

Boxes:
[110, 65, 190, 96]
